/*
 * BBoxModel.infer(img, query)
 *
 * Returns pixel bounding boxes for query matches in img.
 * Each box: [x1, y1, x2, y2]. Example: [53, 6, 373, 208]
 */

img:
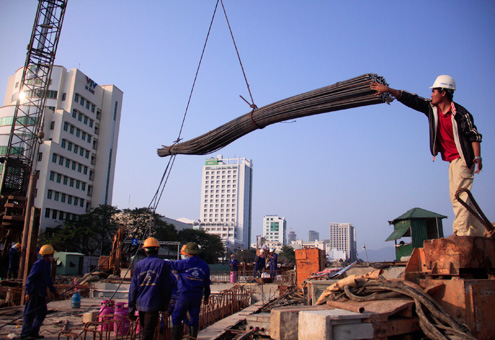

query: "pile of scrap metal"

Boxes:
[315, 270, 476, 339]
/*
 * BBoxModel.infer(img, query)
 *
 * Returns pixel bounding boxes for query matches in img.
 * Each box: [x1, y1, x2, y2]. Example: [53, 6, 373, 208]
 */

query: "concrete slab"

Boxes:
[298, 309, 371, 340]
[270, 305, 331, 340]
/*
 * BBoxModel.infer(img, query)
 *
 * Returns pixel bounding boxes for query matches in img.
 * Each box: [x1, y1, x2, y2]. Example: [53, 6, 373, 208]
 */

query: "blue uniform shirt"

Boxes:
[170, 256, 211, 299]
[129, 255, 171, 312]
[25, 258, 56, 297]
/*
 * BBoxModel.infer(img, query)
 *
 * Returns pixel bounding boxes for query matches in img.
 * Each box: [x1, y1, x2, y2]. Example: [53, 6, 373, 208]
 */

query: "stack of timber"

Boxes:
[157, 73, 392, 157]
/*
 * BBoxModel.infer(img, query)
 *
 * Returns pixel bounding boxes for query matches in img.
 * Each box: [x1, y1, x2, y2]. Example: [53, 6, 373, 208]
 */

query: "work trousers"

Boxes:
[172, 294, 202, 327]
[138, 311, 159, 340]
[449, 158, 484, 236]
[21, 295, 47, 338]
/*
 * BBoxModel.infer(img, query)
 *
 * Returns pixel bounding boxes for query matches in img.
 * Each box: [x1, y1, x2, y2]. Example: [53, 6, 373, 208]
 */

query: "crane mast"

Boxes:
[0, 0, 68, 278]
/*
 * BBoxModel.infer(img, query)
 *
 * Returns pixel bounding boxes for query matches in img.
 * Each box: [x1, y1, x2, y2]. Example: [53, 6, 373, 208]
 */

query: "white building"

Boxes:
[329, 222, 357, 261]
[0, 66, 123, 230]
[196, 155, 253, 249]
[263, 215, 287, 246]
[290, 239, 327, 252]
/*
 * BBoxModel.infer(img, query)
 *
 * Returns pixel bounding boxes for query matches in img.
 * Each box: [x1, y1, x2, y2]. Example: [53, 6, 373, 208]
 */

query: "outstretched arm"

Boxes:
[370, 82, 401, 99]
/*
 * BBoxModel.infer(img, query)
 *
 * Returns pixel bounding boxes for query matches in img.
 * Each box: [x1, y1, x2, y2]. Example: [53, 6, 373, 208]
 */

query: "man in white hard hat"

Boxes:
[371, 76, 484, 236]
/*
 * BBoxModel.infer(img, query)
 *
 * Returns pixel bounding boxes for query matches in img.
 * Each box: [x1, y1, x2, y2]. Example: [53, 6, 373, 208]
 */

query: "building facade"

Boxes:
[287, 230, 297, 243]
[263, 215, 287, 246]
[328, 222, 357, 261]
[308, 230, 319, 242]
[0, 66, 123, 230]
[196, 155, 253, 250]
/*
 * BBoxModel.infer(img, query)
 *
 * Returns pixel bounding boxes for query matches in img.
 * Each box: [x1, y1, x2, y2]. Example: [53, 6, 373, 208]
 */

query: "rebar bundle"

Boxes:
[157, 73, 392, 157]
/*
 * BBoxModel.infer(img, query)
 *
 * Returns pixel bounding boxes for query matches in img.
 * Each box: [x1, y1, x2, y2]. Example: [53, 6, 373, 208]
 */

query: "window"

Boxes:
[63, 176, 68, 185]
[38, 152, 42, 162]
[74, 197, 79, 205]
[61, 139, 66, 148]
[52, 154, 57, 163]
[80, 97, 85, 106]
[76, 129, 80, 137]
[50, 121, 55, 130]
[80, 148, 84, 156]
[71, 162, 76, 170]
[52, 209, 57, 219]
[77, 164, 82, 172]
[49, 172, 55, 181]
[75, 180, 80, 189]
[89, 119, 93, 127]
[70, 125, 74, 134]
[65, 159, 70, 168]
[62, 93, 66, 101]
[67, 142, 72, 151]
[84, 116, 88, 124]
[74, 93, 79, 102]
[86, 101, 90, 109]
[63, 122, 68, 131]
[45, 208, 50, 218]
[78, 113, 83, 121]
[74, 145, 78, 154]
[80, 199, 84, 207]
[59, 211, 64, 220]
[70, 178, 74, 187]
[47, 190, 52, 199]
[58, 156, 64, 165]
[91, 104, 95, 113]
[54, 192, 59, 201]
[61, 193, 66, 203]
[72, 110, 77, 118]
[56, 174, 61, 183]
[67, 196, 72, 204]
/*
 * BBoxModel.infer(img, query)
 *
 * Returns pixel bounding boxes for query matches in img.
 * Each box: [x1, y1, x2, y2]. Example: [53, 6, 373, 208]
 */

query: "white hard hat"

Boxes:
[430, 75, 456, 90]
[269, 248, 274, 252]
[260, 249, 264, 254]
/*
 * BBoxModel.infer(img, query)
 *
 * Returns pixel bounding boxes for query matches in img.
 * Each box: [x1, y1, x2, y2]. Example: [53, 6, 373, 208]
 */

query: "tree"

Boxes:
[39, 205, 121, 255]
[177, 229, 225, 264]
[279, 245, 296, 265]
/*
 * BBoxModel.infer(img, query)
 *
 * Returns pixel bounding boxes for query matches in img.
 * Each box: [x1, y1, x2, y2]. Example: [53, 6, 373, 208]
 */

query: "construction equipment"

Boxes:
[0, 0, 68, 280]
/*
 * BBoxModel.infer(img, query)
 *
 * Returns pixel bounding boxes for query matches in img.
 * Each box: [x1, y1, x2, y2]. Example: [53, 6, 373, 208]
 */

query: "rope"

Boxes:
[220, 0, 257, 109]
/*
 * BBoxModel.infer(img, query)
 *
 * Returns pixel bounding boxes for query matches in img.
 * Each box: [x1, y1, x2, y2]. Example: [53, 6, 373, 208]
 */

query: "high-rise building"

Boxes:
[328, 222, 357, 261]
[0, 66, 123, 230]
[308, 230, 319, 242]
[263, 215, 287, 246]
[287, 229, 297, 243]
[197, 155, 253, 250]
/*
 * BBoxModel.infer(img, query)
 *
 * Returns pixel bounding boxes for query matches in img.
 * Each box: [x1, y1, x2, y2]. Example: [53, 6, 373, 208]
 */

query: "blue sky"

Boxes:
[1, 1, 494, 252]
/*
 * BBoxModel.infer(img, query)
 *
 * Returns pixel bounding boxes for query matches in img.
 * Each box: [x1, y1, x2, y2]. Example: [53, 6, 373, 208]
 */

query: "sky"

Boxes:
[1, 1, 494, 253]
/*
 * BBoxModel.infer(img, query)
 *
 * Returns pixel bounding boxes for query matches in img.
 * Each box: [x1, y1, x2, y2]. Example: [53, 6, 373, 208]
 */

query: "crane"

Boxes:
[0, 0, 68, 282]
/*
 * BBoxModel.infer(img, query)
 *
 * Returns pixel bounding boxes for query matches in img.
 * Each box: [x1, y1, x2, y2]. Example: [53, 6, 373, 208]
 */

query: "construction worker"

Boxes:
[268, 248, 278, 279]
[253, 249, 266, 278]
[371, 75, 484, 236]
[20, 244, 59, 340]
[229, 254, 239, 283]
[128, 237, 171, 340]
[170, 242, 211, 340]
[8, 242, 21, 279]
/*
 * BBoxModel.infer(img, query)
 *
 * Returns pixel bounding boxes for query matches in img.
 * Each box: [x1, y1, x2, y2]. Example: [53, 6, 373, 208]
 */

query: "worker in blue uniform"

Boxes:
[170, 242, 211, 340]
[128, 237, 171, 340]
[20, 244, 59, 340]
[8, 242, 21, 279]
[253, 249, 266, 278]
[268, 248, 278, 279]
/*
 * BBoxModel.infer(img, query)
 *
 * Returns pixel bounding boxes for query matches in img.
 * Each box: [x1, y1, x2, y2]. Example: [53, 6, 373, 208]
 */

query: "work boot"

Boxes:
[188, 325, 199, 339]
[172, 324, 182, 340]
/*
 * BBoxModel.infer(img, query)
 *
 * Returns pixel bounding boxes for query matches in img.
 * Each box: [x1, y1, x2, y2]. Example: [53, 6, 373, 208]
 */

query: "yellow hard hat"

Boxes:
[181, 242, 200, 255]
[143, 237, 160, 249]
[39, 244, 55, 255]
